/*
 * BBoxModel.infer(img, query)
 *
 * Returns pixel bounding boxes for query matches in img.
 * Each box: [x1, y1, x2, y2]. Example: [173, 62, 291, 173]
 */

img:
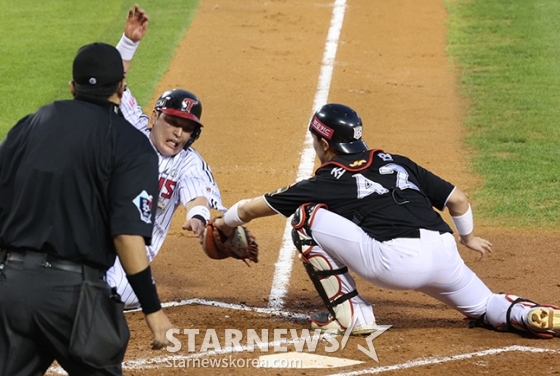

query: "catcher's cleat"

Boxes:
[310, 312, 378, 336]
[502, 295, 560, 339]
[526, 307, 560, 337]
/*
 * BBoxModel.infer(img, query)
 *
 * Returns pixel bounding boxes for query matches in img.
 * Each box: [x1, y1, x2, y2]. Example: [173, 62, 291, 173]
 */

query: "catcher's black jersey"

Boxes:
[264, 149, 454, 241]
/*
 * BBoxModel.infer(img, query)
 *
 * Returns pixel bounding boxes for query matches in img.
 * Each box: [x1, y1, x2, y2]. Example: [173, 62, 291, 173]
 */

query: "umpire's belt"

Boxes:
[5, 249, 86, 274]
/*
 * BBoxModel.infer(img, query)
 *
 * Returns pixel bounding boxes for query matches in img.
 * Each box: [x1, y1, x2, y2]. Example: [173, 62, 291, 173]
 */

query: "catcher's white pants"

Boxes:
[308, 208, 533, 330]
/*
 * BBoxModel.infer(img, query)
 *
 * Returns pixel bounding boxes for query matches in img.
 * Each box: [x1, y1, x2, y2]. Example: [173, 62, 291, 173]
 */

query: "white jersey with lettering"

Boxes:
[106, 87, 226, 309]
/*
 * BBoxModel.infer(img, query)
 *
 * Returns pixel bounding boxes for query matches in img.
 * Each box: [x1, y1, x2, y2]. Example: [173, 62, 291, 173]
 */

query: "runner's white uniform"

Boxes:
[106, 87, 226, 309]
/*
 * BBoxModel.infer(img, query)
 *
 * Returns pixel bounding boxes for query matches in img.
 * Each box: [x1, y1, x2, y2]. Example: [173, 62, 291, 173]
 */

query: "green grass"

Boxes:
[446, 0, 560, 228]
[0, 0, 199, 138]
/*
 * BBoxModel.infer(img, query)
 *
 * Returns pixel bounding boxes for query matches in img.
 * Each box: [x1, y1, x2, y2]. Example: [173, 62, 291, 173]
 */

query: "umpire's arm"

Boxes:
[114, 234, 150, 274]
[114, 234, 173, 349]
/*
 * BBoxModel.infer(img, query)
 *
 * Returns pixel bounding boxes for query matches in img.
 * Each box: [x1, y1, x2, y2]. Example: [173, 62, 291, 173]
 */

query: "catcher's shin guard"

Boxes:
[291, 202, 357, 331]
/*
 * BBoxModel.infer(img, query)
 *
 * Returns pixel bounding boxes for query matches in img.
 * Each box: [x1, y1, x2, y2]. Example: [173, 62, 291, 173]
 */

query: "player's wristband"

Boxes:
[126, 266, 161, 314]
[187, 205, 210, 226]
[191, 215, 207, 226]
[451, 204, 474, 236]
[116, 33, 139, 61]
[224, 201, 246, 227]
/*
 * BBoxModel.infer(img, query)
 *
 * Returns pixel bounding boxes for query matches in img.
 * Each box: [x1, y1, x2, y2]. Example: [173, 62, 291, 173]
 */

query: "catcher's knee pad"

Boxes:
[483, 293, 559, 339]
[300, 252, 357, 330]
[291, 202, 328, 254]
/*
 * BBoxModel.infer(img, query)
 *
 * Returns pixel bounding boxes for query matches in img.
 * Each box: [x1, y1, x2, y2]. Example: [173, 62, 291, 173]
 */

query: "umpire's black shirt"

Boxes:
[0, 95, 159, 271]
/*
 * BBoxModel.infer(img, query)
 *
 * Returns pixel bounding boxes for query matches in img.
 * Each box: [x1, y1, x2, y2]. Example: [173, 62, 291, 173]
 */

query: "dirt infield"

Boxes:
[118, 0, 560, 374]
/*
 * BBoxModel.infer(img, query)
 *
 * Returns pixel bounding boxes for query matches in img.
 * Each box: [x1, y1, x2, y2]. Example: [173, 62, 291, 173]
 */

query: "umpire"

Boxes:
[0, 42, 173, 375]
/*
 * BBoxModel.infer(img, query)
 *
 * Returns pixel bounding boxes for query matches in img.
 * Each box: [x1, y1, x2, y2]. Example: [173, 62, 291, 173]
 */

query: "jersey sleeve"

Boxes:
[109, 120, 159, 243]
[120, 86, 150, 137]
[264, 179, 320, 217]
[398, 155, 455, 211]
[0, 115, 32, 213]
[178, 174, 226, 212]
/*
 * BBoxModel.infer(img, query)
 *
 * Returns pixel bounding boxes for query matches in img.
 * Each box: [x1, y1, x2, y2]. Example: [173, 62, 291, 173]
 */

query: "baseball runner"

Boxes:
[105, 5, 226, 309]
[213, 103, 560, 338]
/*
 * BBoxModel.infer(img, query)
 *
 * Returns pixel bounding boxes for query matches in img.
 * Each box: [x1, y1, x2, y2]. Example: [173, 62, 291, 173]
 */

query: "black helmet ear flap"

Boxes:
[183, 126, 202, 150]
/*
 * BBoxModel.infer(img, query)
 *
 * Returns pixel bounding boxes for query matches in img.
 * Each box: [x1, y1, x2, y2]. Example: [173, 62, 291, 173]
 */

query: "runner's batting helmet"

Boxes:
[309, 103, 368, 154]
[155, 89, 203, 150]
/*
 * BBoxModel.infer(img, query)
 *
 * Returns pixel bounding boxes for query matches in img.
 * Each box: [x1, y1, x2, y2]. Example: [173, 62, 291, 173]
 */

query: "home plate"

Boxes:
[258, 352, 364, 368]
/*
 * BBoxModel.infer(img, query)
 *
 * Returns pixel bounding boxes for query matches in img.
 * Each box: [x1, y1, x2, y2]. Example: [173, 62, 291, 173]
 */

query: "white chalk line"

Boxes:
[327, 345, 560, 376]
[125, 297, 309, 321]
[267, 0, 348, 310]
[49, 334, 560, 375]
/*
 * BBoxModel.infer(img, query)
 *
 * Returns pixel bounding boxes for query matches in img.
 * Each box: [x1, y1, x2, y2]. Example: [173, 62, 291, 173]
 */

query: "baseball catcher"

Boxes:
[202, 218, 258, 265]
[207, 103, 560, 339]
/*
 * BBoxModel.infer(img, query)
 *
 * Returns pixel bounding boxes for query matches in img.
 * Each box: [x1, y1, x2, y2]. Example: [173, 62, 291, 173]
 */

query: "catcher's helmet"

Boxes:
[155, 89, 203, 149]
[309, 103, 368, 154]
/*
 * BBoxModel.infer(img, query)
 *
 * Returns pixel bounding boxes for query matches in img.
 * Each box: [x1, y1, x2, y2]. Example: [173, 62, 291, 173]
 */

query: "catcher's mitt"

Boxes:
[202, 219, 258, 265]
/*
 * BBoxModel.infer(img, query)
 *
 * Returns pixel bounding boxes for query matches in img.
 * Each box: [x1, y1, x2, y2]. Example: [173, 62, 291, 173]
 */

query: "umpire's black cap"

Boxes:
[72, 42, 124, 86]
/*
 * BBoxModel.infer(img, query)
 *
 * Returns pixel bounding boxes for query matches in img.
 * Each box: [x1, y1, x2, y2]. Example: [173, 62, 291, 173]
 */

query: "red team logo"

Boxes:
[181, 98, 199, 113]
[159, 177, 177, 199]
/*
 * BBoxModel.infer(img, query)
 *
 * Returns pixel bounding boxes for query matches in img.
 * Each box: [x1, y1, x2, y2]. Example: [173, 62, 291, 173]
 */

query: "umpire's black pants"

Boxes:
[0, 251, 125, 376]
